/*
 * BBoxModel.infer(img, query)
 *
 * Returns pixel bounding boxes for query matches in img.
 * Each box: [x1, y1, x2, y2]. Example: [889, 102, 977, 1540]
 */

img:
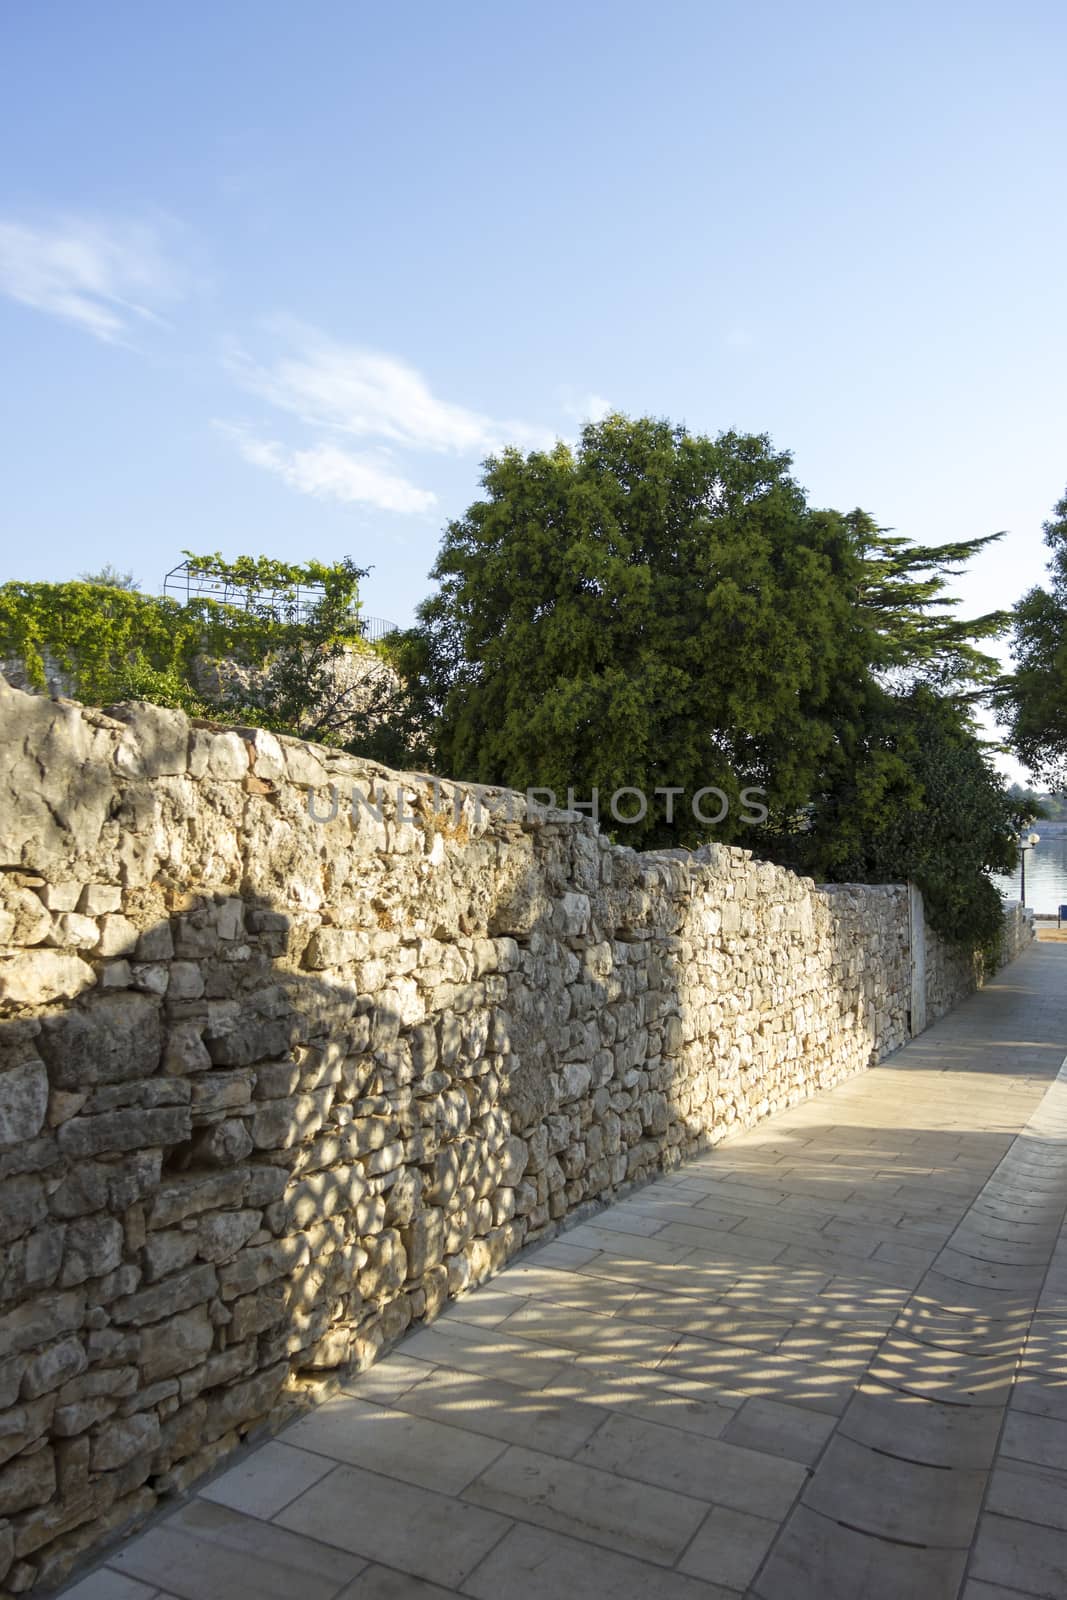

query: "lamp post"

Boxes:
[1019, 831, 1040, 906]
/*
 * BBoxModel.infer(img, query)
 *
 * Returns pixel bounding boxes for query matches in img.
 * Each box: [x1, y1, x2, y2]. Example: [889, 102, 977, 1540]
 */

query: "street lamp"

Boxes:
[1019, 831, 1040, 905]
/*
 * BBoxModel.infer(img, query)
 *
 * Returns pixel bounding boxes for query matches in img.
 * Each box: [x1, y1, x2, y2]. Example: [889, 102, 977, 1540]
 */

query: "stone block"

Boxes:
[112, 1262, 218, 1327]
[39, 993, 162, 1089]
[196, 1209, 261, 1263]
[139, 1305, 214, 1382]
[0, 1175, 48, 1244]
[57, 1103, 190, 1158]
[90, 1411, 160, 1471]
[401, 1209, 445, 1278]
[0, 1447, 54, 1516]
[20, 1339, 86, 1401]
[60, 1215, 124, 1286]
[0, 951, 95, 1008]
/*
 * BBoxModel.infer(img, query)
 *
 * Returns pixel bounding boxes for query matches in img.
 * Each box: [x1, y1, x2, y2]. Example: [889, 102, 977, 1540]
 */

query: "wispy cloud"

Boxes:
[560, 389, 613, 425]
[217, 423, 437, 514]
[228, 325, 557, 456]
[0, 215, 184, 343]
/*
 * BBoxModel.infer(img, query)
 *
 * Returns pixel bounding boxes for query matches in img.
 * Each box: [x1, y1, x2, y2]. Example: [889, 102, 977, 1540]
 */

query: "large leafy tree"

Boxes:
[1000, 488, 1067, 786]
[404, 414, 1019, 943]
[413, 416, 871, 845]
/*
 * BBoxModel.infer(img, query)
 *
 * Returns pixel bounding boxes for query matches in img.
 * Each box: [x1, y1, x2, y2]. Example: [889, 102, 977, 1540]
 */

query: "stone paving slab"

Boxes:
[59, 942, 1067, 1600]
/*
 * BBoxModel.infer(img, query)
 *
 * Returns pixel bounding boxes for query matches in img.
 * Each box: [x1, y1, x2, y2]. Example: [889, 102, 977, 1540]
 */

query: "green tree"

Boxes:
[1000, 488, 1067, 786]
[770, 686, 1031, 945]
[78, 563, 139, 591]
[411, 415, 871, 846]
[846, 511, 1008, 692]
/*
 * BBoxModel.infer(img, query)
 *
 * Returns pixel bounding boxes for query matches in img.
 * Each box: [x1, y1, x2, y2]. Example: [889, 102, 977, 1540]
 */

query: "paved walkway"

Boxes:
[62, 943, 1067, 1600]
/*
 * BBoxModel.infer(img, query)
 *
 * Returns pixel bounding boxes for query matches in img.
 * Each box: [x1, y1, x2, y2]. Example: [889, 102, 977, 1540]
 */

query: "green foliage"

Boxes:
[768, 687, 1031, 944]
[1000, 488, 1067, 786]
[401, 413, 1017, 946]
[0, 580, 206, 704]
[212, 557, 396, 748]
[409, 415, 870, 846]
[0, 557, 398, 751]
[847, 511, 1009, 691]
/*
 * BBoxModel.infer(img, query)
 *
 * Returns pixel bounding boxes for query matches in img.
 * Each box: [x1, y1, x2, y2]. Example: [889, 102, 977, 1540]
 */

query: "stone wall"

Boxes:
[0, 681, 1029, 1593]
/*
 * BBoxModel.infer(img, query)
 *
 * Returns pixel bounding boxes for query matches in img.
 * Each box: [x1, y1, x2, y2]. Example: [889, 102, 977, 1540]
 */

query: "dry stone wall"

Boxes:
[0, 680, 1032, 1593]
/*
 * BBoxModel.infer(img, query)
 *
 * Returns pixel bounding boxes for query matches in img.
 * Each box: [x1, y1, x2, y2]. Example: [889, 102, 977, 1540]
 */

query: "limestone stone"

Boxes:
[148, 1171, 248, 1229]
[57, 1105, 190, 1158]
[78, 884, 122, 915]
[196, 1210, 262, 1263]
[38, 994, 162, 1090]
[188, 1117, 254, 1166]
[0, 1448, 54, 1516]
[0, 1059, 48, 1149]
[111, 1263, 218, 1327]
[59, 1216, 124, 1286]
[89, 1411, 161, 1470]
[139, 1305, 215, 1382]
[0, 952, 95, 1008]
[20, 1340, 87, 1401]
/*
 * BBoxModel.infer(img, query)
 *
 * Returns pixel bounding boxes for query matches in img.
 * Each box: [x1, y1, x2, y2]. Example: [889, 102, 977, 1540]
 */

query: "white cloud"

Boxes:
[0, 216, 183, 342]
[229, 326, 557, 456]
[218, 424, 437, 514]
[560, 390, 613, 424]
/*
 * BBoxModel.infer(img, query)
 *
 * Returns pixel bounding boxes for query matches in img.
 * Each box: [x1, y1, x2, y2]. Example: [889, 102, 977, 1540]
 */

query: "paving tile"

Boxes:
[574, 1410, 807, 1519]
[754, 1503, 968, 1600]
[1000, 1408, 1067, 1471]
[461, 1521, 730, 1600]
[60, 1575, 161, 1600]
[678, 1504, 779, 1589]
[866, 1333, 1016, 1407]
[971, 1512, 1067, 1597]
[275, 1462, 510, 1588]
[839, 1380, 1002, 1468]
[801, 1433, 985, 1547]
[339, 1352, 438, 1405]
[281, 1395, 506, 1494]
[721, 1396, 836, 1465]
[619, 1288, 796, 1348]
[498, 1262, 639, 1315]
[893, 1302, 1029, 1357]
[577, 1206, 668, 1238]
[986, 1458, 1067, 1531]
[393, 1363, 607, 1457]
[462, 1442, 706, 1566]
[1010, 1372, 1067, 1423]
[541, 1358, 743, 1432]
[111, 1500, 365, 1600]
[961, 1582, 1036, 1600]
[337, 1566, 461, 1598]
[496, 1299, 679, 1366]
[563, 1225, 690, 1263]
[440, 1288, 531, 1328]
[934, 1249, 1046, 1295]
[200, 1440, 335, 1517]
[517, 1239, 601, 1270]
[398, 1320, 574, 1388]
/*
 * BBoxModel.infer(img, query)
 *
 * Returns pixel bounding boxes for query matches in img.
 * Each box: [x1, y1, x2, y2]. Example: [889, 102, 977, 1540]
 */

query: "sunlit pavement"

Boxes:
[61, 942, 1067, 1600]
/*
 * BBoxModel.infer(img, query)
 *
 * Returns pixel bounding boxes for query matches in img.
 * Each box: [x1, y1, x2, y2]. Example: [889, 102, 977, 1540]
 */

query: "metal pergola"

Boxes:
[161, 559, 397, 639]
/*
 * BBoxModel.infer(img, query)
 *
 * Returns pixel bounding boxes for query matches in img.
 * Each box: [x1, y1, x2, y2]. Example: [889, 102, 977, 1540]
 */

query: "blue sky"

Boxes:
[2, 1, 1065, 768]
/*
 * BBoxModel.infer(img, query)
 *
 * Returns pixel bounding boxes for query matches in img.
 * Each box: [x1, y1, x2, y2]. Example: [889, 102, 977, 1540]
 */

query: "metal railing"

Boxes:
[161, 559, 398, 638]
